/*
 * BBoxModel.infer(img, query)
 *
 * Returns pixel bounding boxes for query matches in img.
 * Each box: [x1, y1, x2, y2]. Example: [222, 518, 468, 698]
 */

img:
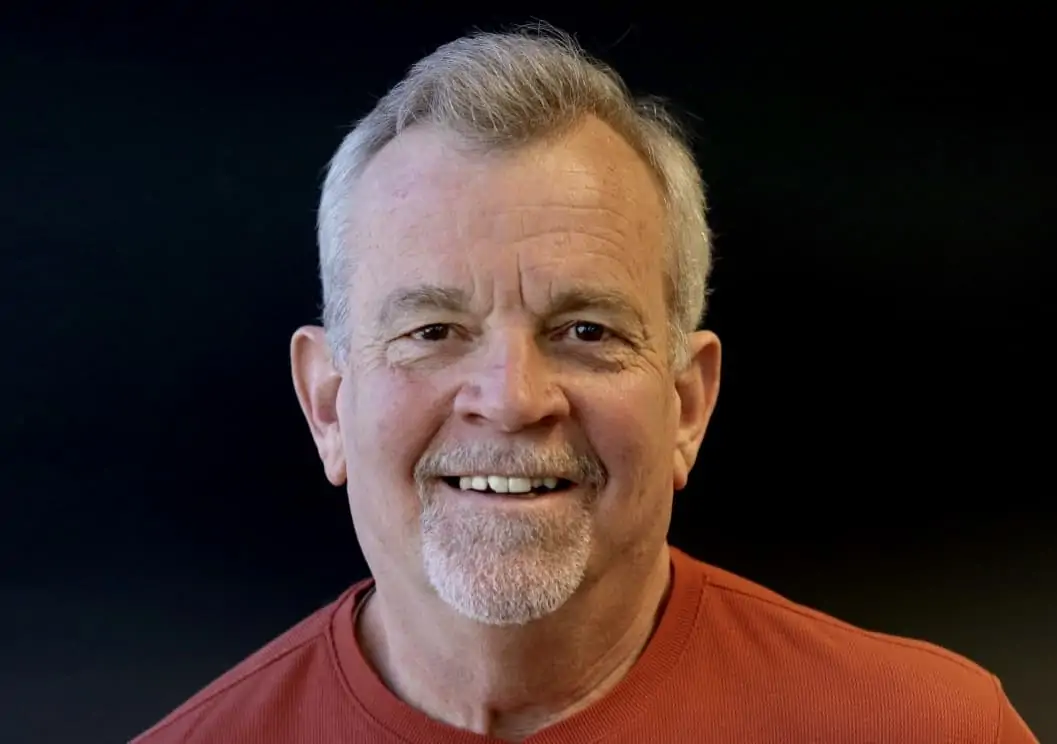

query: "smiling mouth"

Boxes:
[441, 475, 576, 496]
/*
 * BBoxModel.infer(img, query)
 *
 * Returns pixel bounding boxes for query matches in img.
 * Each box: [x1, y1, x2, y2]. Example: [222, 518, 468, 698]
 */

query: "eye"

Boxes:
[567, 321, 610, 343]
[408, 324, 453, 342]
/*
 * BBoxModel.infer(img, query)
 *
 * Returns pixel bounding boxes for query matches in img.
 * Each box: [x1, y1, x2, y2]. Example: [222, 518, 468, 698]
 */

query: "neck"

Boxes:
[357, 543, 672, 741]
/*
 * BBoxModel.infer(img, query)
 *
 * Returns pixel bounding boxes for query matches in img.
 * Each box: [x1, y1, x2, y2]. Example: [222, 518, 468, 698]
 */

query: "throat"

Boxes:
[362, 545, 673, 741]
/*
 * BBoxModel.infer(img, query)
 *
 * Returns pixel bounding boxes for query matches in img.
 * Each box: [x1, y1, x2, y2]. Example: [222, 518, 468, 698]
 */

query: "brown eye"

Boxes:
[410, 324, 452, 341]
[570, 322, 608, 342]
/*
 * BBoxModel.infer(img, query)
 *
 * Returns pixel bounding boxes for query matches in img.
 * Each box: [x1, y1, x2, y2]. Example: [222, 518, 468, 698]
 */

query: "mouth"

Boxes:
[440, 475, 577, 497]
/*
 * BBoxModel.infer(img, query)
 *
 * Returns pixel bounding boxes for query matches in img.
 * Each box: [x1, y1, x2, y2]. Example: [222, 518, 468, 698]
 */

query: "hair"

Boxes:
[317, 25, 712, 370]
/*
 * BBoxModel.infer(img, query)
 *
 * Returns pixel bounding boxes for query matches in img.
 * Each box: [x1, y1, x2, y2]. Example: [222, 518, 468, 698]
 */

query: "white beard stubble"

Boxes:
[419, 486, 593, 626]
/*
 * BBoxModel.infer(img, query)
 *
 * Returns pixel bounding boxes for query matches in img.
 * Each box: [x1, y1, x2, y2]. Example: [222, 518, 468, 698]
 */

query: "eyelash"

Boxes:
[407, 322, 615, 344]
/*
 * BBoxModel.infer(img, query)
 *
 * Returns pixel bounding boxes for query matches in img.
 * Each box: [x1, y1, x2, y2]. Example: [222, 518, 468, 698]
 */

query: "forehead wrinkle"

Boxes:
[351, 149, 661, 269]
[502, 203, 639, 247]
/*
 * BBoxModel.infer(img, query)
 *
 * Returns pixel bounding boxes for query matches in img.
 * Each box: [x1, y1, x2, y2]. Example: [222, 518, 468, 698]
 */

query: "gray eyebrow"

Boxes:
[377, 285, 469, 328]
[546, 286, 646, 329]
[376, 283, 646, 331]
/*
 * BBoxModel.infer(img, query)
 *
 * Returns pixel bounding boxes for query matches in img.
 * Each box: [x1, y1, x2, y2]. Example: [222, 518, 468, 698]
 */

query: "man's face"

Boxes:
[295, 118, 719, 625]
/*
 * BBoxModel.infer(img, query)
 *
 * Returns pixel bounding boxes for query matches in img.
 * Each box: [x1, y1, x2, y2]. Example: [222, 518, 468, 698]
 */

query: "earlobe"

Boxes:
[672, 330, 721, 492]
[290, 326, 347, 486]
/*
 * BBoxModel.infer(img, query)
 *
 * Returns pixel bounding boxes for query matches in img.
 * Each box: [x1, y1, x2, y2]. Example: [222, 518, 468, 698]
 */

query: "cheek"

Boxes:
[583, 378, 677, 560]
[341, 370, 445, 484]
[339, 371, 448, 546]
[585, 377, 677, 487]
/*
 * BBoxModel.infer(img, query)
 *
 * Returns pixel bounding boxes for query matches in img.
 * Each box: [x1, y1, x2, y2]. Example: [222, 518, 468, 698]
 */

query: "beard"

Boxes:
[415, 441, 605, 626]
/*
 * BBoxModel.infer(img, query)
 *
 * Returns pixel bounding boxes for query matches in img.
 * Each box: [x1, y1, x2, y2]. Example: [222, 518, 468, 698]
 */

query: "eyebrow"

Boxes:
[546, 286, 646, 330]
[377, 285, 470, 328]
[377, 283, 647, 331]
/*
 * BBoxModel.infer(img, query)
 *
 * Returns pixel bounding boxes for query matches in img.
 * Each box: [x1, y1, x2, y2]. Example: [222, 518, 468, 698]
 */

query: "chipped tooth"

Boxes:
[486, 475, 509, 493]
[543, 477, 559, 489]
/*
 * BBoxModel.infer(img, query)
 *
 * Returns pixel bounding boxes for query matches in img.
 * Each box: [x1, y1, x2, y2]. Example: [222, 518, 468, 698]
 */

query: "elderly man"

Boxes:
[133, 27, 1037, 744]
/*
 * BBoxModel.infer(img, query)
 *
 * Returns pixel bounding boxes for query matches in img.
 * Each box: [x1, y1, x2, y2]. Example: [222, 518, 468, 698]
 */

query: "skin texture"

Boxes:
[291, 116, 721, 740]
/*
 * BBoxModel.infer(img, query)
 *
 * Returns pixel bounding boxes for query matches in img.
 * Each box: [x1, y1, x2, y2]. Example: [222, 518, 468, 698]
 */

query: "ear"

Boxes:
[290, 325, 347, 486]
[672, 330, 721, 491]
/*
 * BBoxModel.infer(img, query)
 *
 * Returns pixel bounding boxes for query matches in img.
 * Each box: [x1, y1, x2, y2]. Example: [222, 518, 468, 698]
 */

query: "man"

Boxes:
[132, 26, 1038, 744]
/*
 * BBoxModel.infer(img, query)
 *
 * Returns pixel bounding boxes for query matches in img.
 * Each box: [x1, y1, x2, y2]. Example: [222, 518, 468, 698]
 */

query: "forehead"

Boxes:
[343, 119, 668, 303]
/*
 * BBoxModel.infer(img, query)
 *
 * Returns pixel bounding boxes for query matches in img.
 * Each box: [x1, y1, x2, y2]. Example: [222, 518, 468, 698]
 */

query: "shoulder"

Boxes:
[129, 583, 364, 744]
[681, 551, 1024, 742]
[702, 558, 994, 679]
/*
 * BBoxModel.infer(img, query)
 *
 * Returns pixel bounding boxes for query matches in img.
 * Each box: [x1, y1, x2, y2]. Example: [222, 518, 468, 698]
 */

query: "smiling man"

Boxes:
[132, 26, 1037, 744]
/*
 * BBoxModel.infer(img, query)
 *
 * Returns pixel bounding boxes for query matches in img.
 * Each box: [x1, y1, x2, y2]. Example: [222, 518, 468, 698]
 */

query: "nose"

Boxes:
[453, 329, 570, 432]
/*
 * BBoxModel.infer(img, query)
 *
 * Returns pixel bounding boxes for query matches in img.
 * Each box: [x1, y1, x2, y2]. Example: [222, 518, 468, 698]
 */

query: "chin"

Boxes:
[418, 489, 594, 626]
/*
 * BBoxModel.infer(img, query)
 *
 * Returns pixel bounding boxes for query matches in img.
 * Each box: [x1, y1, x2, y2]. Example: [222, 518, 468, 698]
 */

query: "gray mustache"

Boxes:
[415, 442, 607, 488]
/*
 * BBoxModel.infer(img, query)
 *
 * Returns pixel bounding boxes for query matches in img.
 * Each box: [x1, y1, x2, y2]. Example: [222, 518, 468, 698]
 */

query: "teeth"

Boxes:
[454, 475, 565, 494]
[506, 477, 533, 493]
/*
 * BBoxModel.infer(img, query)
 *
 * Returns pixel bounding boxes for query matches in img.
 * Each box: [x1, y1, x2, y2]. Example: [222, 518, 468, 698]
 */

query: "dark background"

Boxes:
[1, 6, 1053, 742]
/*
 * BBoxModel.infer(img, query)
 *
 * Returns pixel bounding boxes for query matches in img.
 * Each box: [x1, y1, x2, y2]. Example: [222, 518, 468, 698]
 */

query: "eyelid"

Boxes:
[406, 321, 471, 342]
[408, 321, 448, 334]
[556, 320, 620, 341]
[401, 320, 622, 342]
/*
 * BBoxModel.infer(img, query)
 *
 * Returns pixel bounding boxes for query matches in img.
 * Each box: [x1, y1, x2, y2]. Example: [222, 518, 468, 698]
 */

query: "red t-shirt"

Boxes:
[130, 547, 1037, 743]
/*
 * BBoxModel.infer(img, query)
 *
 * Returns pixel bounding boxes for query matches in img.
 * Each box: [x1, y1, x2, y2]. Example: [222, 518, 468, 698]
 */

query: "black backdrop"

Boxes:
[1, 7, 1053, 742]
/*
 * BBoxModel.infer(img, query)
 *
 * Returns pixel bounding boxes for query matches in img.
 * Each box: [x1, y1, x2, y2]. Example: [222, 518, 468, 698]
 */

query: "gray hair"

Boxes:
[317, 25, 712, 370]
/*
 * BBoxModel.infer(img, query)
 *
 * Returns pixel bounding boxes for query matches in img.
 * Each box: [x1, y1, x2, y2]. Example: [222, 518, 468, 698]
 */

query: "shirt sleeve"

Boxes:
[993, 676, 1039, 744]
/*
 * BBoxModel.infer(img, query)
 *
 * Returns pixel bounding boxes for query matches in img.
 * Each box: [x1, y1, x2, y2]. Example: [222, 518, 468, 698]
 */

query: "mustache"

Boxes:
[414, 441, 607, 488]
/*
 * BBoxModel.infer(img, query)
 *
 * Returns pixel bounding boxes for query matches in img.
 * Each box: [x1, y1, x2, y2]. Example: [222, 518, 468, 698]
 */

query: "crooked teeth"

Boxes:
[456, 475, 564, 494]
[490, 475, 513, 493]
